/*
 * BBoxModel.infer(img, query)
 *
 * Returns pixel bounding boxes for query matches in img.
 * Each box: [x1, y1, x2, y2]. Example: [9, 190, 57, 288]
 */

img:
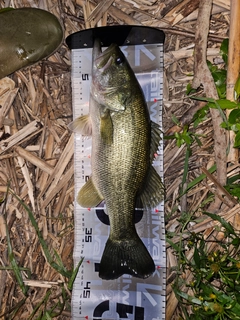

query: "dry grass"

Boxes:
[0, 0, 233, 319]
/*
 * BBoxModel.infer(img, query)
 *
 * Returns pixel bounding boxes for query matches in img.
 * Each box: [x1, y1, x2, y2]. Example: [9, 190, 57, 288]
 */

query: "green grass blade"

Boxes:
[0, 298, 27, 319]
[180, 146, 191, 194]
[28, 289, 52, 320]
[166, 238, 182, 254]
[53, 248, 69, 276]
[3, 189, 28, 295]
[180, 164, 217, 196]
[68, 257, 84, 290]
[10, 191, 70, 278]
[204, 211, 236, 236]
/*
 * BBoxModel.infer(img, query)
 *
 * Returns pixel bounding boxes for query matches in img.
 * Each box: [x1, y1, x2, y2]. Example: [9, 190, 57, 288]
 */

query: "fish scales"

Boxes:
[92, 94, 149, 235]
[69, 39, 164, 280]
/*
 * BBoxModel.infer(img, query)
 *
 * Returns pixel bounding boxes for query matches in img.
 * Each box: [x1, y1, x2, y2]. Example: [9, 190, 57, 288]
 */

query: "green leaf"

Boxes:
[212, 70, 227, 89]
[186, 83, 197, 95]
[225, 183, 240, 199]
[174, 289, 202, 305]
[234, 123, 240, 131]
[227, 174, 240, 184]
[207, 60, 218, 73]
[220, 38, 229, 65]
[231, 304, 240, 319]
[193, 105, 209, 128]
[193, 246, 201, 266]
[216, 86, 226, 99]
[166, 238, 182, 253]
[229, 109, 240, 124]
[232, 238, 240, 246]
[204, 212, 236, 236]
[172, 114, 180, 125]
[182, 133, 191, 145]
[234, 76, 240, 98]
[207, 61, 227, 98]
[193, 96, 216, 103]
[163, 134, 175, 140]
[234, 131, 240, 148]
[220, 121, 229, 129]
[216, 99, 237, 110]
[207, 99, 237, 110]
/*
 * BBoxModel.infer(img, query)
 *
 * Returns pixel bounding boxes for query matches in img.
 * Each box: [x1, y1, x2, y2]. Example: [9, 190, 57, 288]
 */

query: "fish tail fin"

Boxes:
[99, 236, 155, 280]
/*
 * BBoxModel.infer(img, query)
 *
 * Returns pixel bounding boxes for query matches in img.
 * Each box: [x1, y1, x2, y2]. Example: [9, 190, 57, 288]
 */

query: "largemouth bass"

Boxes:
[69, 39, 164, 280]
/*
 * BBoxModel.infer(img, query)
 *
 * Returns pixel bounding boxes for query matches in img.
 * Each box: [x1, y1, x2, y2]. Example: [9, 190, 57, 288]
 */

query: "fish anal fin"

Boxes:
[68, 114, 92, 136]
[138, 165, 164, 209]
[99, 236, 155, 280]
[77, 177, 104, 208]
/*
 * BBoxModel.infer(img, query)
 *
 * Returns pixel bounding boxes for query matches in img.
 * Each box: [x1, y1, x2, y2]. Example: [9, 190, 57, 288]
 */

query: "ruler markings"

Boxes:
[71, 43, 166, 319]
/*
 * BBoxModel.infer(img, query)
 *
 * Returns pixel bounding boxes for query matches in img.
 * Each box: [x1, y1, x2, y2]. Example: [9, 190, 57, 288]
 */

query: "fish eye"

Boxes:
[115, 56, 124, 65]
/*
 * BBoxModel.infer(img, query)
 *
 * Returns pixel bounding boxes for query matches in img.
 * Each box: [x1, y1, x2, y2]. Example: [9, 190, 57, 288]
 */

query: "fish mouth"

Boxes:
[92, 38, 101, 62]
[93, 41, 117, 72]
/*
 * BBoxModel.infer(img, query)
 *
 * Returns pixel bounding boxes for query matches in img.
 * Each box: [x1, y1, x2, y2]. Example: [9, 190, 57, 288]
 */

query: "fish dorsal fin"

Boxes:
[68, 114, 92, 136]
[138, 165, 164, 209]
[77, 177, 104, 208]
[100, 108, 113, 145]
[150, 121, 162, 161]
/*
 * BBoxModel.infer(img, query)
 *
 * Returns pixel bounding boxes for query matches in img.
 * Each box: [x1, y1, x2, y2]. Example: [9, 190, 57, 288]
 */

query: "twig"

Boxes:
[164, 47, 220, 67]
[0, 120, 42, 154]
[38, 133, 74, 197]
[164, 0, 200, 26]
[192, 0, 227, 210]
[226, 0, 240, 163]
[86, 0, 115, 25]
[201, 167, 238, 207]
[213, 0, 230, 10]
[14, 146, 54, 175]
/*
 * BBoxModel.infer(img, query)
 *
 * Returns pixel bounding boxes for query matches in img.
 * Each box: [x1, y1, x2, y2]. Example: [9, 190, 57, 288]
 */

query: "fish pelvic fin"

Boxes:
[99, 237, 155, 280]
[77, 177, 104, 208]
[139, 165, 164, 208]
[68, 114, 92, 136]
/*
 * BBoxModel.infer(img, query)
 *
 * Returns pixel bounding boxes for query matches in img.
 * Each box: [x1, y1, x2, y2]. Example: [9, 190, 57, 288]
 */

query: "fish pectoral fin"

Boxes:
[77, 177, 104, 208]
[99, 236, 155, 280]
[100, 108, 113, 144]
[138, 165, 164, 208]
[150, 121, 162, 161]
[68, 114, 92, 136]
